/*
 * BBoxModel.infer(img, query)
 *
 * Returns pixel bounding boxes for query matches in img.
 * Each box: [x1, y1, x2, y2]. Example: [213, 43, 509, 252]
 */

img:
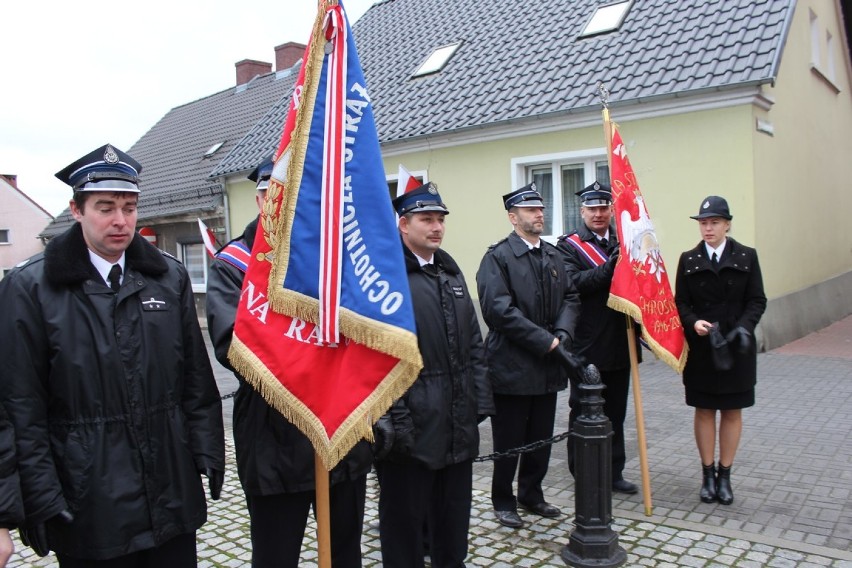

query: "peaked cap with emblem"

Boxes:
[392, 182, 449, 215]
[690, 195, 732, 220]
[55, 144, 142, 193]
[503, 182, 544, 210]
[576, 181, 612, 206]
[248, 155, 274, 191]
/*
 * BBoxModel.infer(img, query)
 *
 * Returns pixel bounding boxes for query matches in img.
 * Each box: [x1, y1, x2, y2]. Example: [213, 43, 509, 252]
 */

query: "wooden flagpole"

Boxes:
[315, 1, 334, 565]
[600, 84, 653, 516]
[315, 453, 332, 568]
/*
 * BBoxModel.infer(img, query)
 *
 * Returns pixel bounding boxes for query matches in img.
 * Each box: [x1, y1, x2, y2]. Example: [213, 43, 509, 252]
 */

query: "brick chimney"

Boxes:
[275, 42, 307, 72]
[235, 59, 272, 86]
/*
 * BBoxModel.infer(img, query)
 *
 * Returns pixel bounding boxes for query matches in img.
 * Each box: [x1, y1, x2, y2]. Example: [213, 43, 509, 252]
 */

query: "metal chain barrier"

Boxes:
[473, 430, 571, 463]
[219, 389, 569, 463]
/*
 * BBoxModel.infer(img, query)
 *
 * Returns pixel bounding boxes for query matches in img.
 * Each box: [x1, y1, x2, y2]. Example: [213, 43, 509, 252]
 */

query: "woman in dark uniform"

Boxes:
[675, 196, 766, 505]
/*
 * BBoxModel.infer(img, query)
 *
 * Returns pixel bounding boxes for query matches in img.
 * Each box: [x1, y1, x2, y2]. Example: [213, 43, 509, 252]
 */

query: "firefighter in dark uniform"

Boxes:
[557, 181, 639, 495]
[0, 144, 225, 566]
[205, 157, 371, 568]
[675, 195, 766, 505]
[375, 182, 494, 567]
[476, 183, 581, 529]
[0, 403, 23, 568]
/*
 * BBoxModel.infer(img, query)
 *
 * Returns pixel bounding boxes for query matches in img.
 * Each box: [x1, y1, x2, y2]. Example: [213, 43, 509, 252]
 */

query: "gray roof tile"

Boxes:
[47, 0, 798, 238]
[42, 71, 297, 237]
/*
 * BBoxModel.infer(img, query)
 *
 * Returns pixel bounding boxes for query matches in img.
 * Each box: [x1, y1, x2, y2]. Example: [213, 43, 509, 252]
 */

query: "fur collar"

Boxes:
[44, 223, 169, 285]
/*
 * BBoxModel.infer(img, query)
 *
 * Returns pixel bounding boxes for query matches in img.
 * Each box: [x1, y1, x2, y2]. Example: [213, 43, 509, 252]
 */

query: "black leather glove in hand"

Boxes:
[552, 344, 585, 381]
[603, 249, 619, 277]
[204, 468, 224, 500]
[371, 414, 395, 460]
[20, 510, 73, 557]
[725, 326, 752, 354]
[554, 329, 571, 349]
[390, 413, 415, 455]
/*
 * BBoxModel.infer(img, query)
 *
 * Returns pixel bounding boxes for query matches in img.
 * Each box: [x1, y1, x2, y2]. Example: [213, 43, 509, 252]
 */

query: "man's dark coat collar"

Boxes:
[44, 223, 168, 285]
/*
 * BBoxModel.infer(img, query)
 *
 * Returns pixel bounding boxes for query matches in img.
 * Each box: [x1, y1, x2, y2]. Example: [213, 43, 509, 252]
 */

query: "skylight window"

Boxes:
[580, 1, 632, 38]
[413, 42, 461, 77]
[204, 141, 225, 158]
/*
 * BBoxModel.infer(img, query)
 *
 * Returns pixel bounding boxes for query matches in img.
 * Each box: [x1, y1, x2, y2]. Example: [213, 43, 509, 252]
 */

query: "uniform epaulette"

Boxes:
[487, 237, 508, 251]
[159, 249, 178, 261]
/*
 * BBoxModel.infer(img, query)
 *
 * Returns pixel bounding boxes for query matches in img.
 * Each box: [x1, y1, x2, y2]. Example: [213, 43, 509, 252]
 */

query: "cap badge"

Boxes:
[427, 182, 438, 195]
[593, 182, 601, 190]
[702, 200, 710, 209]
[530, 182, 537, 192]
[103, 145, 119, 164]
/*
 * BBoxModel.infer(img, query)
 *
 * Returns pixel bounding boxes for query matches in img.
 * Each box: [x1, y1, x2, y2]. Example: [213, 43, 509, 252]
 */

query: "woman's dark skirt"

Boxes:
[685, 387, 754, 410]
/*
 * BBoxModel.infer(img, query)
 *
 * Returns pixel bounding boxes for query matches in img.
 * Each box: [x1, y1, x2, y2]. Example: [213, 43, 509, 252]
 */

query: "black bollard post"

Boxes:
[561, 364, 626, 567]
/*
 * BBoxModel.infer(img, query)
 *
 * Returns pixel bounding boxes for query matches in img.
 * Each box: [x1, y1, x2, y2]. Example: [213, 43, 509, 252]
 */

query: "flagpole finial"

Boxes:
[597, 83, 610, 109]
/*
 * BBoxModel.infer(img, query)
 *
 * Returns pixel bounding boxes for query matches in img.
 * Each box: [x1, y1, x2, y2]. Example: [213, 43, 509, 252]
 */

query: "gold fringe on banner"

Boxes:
[607, 294, 688, 374]
[229, 335, 420, 470]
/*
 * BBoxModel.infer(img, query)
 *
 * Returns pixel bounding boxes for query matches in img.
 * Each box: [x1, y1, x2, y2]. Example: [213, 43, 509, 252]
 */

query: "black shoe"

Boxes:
[494, 510, 524, 528]
[716, 464, 734, 505]
[700, 463, 717, 503]
[612, 479, 639, 494]
[519, 501, 561, 518]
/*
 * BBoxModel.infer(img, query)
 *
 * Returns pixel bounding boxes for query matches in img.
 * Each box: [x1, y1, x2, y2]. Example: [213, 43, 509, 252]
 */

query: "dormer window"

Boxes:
[579, 1, 632, 38]
[204, 141, 225, 158]
[413, 42, 462, 77]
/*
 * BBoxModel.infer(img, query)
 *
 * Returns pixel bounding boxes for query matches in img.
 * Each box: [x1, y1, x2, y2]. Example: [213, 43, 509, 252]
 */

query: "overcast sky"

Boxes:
[0, 0, 376, 216]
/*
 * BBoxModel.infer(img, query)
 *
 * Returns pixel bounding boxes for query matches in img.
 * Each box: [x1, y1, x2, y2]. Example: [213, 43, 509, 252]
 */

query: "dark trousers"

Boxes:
[490, 392, 558, 511]
[568, 367, 630, 480]
[56, 532, 196, 567]
[246, 474, 367, 568]
[376, 459, 473, 568]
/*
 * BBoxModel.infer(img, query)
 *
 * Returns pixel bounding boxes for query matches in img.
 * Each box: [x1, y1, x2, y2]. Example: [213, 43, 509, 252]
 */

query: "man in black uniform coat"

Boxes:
[206, 157, 371, 568]
[476, 183, 581, 529]
[556, 181, 639, 494]
[376, 182, 494, 567]
[0, 144, 225, 566]
[0, 403, 23, 567]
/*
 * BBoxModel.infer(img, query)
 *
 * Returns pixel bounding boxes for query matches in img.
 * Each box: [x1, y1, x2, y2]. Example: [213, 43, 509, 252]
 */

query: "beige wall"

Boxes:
[753, 0, 852, 297]
[228, 178, 262, 238]
[382, 106, 756, 294]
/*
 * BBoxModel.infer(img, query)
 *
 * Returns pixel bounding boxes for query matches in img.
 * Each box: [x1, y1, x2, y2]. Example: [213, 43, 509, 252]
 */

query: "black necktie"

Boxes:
[108, 264, 122, 292]
[599, 237, 608, 249]
[711, 252, 719, 267]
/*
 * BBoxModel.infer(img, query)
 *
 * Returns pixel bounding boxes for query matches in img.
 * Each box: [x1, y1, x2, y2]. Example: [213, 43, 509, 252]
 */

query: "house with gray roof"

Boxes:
[218, 0, 851, 348]
[40, 43, 305, 315]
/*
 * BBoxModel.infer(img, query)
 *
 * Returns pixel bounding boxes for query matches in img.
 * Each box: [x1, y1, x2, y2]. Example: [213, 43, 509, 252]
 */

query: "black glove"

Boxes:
[204, 468, 224, 500]
[554, 329, 571, 349]
[371, 415, 395, 460]
[603, 249, 619, 277]
[477, 414, 490, 425]
[20, 510, 74, 557]
[390, 413, 415, 455]
[725, 326, 752, 354]
[552, 344, 585, 381]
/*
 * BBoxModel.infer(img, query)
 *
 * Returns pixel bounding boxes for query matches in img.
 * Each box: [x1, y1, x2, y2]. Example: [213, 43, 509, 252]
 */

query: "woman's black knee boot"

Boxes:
[716, 463, 733, 505]
[700, 463, 717, 503]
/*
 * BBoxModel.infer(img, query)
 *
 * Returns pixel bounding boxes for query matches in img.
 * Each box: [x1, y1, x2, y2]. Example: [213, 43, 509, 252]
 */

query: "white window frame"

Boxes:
[579, 0, 632, 38]
[413, 43, 462, 77]
[179, 242, 208, 293]
[511, 148, 608, 243]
